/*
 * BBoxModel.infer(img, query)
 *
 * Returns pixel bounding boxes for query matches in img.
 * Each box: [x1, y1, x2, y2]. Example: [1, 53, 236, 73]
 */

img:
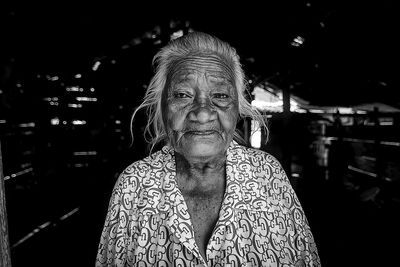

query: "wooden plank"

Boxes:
[0, 141, 12, 267]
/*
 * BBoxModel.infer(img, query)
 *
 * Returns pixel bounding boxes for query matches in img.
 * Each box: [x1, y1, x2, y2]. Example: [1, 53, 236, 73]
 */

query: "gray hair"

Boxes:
[131, 31, 267, 151]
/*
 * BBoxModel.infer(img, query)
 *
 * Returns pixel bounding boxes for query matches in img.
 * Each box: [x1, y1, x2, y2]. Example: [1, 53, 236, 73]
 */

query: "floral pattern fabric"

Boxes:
[96, 141, 320, 266]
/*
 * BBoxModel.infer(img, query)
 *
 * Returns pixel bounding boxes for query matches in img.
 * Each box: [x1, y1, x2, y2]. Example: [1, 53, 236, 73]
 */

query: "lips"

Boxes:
[185, 130, 218, 135]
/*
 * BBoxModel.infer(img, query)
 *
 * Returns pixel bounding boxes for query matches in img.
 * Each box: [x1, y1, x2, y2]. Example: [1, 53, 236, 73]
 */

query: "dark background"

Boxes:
[1, 1, 399, 266]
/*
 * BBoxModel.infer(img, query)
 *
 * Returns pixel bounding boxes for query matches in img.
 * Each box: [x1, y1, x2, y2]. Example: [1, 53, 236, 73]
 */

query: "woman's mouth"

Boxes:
[185, 130, 218, 135]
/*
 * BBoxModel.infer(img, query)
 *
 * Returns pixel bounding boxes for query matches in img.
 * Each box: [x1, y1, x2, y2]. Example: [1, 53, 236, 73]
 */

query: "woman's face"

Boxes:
[162, 53, 239, 161]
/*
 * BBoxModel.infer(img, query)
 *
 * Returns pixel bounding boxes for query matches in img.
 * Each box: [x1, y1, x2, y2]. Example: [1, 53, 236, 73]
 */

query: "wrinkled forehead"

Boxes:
[167, 52, 236, 87]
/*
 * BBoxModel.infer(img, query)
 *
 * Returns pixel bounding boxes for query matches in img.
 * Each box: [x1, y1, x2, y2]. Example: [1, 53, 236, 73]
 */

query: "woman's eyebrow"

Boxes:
[207, 73, 233, 83]
[211, 80, 231, 87]
[209, 80, 234, 90]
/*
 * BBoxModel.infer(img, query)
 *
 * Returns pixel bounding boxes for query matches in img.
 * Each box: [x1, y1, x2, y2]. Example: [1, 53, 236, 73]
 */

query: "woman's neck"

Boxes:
[175, 152, 226, 196]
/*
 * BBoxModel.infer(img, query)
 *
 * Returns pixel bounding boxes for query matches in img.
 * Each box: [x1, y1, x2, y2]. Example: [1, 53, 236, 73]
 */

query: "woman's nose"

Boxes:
[189, 101, 217, 123]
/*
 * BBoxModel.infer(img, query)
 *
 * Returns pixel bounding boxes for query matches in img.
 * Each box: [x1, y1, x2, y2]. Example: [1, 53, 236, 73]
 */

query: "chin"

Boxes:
[182, 142, 226, 159]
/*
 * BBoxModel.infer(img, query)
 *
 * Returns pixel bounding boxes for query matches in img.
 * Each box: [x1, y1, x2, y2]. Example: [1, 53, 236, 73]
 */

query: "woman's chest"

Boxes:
[182, 192, 225, 255]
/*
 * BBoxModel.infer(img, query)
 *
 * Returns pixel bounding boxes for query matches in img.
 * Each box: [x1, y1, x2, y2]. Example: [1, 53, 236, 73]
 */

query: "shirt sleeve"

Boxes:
[95, 175, 128, 267]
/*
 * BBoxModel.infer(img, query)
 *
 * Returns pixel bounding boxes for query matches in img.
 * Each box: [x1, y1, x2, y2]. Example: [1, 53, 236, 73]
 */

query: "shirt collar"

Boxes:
[159, 140, 257, 212]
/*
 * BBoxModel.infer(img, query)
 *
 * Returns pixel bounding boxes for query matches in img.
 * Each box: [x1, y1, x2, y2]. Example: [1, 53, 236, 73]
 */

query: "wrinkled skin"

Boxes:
[162, 53, 239, 164]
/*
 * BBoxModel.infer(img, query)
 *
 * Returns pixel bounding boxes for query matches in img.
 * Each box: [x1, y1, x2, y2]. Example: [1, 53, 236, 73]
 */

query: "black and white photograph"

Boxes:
[0, 1, 398, 266]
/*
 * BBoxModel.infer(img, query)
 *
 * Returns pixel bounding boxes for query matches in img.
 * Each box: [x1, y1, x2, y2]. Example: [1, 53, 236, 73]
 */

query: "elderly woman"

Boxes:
[96, 32, 320, 266]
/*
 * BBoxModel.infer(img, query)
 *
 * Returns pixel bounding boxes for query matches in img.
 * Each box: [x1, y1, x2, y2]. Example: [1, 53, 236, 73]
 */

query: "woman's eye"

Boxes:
[213, 93, 229, 99]
[173, 92, 191, 98]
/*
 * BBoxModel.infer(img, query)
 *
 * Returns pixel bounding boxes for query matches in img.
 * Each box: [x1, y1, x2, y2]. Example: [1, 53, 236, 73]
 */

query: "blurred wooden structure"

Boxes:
[0, 141, 12, 267]
[314, 109, 400, 206]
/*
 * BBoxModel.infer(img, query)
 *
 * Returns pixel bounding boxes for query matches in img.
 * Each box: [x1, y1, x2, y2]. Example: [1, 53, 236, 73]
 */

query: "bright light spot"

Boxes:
[74, 163, 86, 167]
[92, 61, 101, 71]
[380, 118, 393, 126]
[76, 97, 97, 102]
[63, 121, 67, 125]
[115, 120, 121, 124]
[68, 103, 83, 108]
[44, 97, 58, 102]
[171, 30, 184, 40]
[337, 107, 353, 114]
[111, 60, 116, 64]
[16, 83, 22, 87]
[75, 74, 82, 79]
[250, 120, 262, 149]
[309, 109, 325, 113]
[90, 87, 95, 92]
[66, 86, 80, 92]
[252, 99, 281, 108]
[19, 122, 35, 128]
[46, 75, 60, 82]
[0, 120, 6, 124]
[251, 99, 299, 112]
[51, 118, 60, 125]
[59, 207, 80, 221]
[251, 86, 305, 112]
[356, 110, 367, 114]
[291, 36, 305, 47]
[72, 120, 86, 125]
[7, 168, 33, 179]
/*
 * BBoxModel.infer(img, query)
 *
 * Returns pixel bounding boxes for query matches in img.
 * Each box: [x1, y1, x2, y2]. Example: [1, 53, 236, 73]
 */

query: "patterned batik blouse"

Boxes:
[96, 141, 320, 267]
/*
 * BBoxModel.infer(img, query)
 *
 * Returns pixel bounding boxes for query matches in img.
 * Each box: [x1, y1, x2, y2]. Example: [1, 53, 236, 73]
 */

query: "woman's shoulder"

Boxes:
[114, 147, 172, 192]
[233, 142, 283, 170]
[231, 143, 299, 212]
[232, 143, 291, 187]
